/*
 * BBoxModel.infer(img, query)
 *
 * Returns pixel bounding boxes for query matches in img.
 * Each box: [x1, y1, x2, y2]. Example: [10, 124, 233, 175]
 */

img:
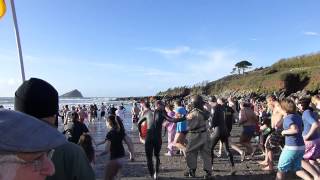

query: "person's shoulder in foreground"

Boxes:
[46, 141, 95, 180]
[0, 109, 66, 180]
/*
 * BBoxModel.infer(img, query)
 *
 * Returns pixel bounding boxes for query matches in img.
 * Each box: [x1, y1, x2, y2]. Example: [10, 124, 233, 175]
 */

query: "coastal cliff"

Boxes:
[157, 52, 320, 98]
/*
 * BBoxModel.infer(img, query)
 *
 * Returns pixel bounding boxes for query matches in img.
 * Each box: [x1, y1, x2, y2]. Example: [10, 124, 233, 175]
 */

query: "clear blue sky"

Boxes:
[1, 0, 320, 97]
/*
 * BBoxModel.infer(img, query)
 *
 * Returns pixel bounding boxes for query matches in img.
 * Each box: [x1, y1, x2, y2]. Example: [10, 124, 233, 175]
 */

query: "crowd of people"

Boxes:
[135, 93, 320, 180]
[1, 77, 320, 180]
[58, 98, 134, 179]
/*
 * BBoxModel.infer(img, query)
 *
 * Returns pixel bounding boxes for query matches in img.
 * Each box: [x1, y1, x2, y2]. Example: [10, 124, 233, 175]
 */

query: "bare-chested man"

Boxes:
[259, 95, 284, 171]
[131, 102, 140, 130]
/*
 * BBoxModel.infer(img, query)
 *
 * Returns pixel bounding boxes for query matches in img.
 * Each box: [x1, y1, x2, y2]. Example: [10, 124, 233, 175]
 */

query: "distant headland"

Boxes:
[60, 89, 83, 98]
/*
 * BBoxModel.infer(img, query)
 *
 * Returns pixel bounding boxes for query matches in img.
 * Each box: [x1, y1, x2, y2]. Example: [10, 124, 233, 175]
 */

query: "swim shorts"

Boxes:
[278, 148, 304, 172]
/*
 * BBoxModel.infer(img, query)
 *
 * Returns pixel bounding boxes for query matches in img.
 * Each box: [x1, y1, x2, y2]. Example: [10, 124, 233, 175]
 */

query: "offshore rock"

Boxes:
[60, 89, 83, 98]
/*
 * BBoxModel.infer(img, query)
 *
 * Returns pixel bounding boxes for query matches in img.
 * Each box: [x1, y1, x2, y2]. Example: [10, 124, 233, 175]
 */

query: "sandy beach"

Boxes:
[88, 120, 300, 180]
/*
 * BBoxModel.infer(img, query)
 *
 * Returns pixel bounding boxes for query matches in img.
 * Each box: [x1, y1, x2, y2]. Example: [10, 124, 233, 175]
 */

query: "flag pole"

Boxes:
[10, 0, 25, 82]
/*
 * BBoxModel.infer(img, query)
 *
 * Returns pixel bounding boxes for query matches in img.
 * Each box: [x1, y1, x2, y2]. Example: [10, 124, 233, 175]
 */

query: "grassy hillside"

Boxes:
[157, 52, 320, 97]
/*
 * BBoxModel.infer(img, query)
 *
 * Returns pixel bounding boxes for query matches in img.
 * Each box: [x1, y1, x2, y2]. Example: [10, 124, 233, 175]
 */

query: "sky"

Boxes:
[0, 0, 320, 97]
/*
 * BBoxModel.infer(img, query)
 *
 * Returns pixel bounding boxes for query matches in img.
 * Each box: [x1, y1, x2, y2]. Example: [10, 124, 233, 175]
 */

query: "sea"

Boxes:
[0, 97, 134, 130]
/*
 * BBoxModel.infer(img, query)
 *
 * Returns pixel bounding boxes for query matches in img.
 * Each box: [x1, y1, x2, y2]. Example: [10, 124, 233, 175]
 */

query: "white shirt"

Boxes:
[116, 109, 125, 121]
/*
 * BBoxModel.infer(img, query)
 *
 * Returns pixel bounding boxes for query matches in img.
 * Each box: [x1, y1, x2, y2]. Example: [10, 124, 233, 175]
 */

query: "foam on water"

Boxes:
[0, 97, 134, 130]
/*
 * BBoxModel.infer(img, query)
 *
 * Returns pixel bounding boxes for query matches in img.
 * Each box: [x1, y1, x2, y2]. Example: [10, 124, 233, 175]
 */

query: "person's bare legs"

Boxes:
[124, 135, 135, 161]
[259, 136, 271, 164]
[310, 160, 320, 175]
[105, 160, 122, 180]
[276, 171, 285, 180]
[259, 148, 269, 165]
[218, 140, 223, 157]
[174, 132, 186, 155]
[301, 160, 320, 179]
[296, 169, 313, 180]
[242, 142, 253, 154]
[238, 135, 252, 161]
[262, 149, 273, 170]
[230, 143, 242, 154]
[230, 143, 246, 161]
[258, 134, 266, 156]
[239, 134, 253, 153]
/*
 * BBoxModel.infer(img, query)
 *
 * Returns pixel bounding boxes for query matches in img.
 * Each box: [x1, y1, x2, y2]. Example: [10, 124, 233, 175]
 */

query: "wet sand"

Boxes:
[87, 120, 300, 180]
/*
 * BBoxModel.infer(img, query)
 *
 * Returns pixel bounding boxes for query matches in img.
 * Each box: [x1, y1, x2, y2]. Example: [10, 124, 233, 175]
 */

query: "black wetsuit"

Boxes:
[209, 104, 234, 167]
[224, 105, 235, 133]
[138, 109, 179, 177]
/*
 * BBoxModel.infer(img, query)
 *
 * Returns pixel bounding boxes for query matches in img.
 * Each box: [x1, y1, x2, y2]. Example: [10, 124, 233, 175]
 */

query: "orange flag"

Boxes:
[0, 0, 6, 19]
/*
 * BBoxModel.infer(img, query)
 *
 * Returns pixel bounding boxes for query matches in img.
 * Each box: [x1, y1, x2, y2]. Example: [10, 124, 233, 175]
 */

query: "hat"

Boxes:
[139, 99, 145, 104]
[0, 110, 66, 153]
[175, 107, 187, 116]
[14, 78, 59, 119]
[298, 97, 311, 107]
[155, 100, 164, 106]
[208, 96, 217, 103]
[190, 95, 205, 109]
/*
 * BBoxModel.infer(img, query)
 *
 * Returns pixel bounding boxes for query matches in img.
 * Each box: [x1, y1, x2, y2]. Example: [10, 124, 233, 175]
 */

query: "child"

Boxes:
[78, 134, 95, 167]
[173, 101, 188, 156]
[97, 115, 126, 180]
[276, 98, 309, 180]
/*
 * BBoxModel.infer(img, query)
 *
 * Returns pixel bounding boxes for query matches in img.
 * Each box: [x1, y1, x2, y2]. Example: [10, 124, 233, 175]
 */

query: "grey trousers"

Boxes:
[186, 131, 212, 172]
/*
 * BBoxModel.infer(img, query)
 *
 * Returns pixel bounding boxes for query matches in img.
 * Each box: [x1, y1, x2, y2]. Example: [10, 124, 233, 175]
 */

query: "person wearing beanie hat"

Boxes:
[14, 77, 95, 180]
[15, 78, 59, 120]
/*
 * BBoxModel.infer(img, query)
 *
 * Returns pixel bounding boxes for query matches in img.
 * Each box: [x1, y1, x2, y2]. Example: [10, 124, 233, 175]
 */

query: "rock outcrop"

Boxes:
[60, 89, 83, 98]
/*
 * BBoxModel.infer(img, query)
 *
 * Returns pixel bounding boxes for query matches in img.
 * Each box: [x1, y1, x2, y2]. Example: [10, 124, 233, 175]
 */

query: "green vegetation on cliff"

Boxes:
[157, 52, 320, 97]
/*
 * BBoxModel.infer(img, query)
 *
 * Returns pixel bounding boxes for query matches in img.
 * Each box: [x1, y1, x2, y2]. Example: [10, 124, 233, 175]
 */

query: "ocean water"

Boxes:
[0, 97, 127, 109]
[0, 97, 134, 130]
